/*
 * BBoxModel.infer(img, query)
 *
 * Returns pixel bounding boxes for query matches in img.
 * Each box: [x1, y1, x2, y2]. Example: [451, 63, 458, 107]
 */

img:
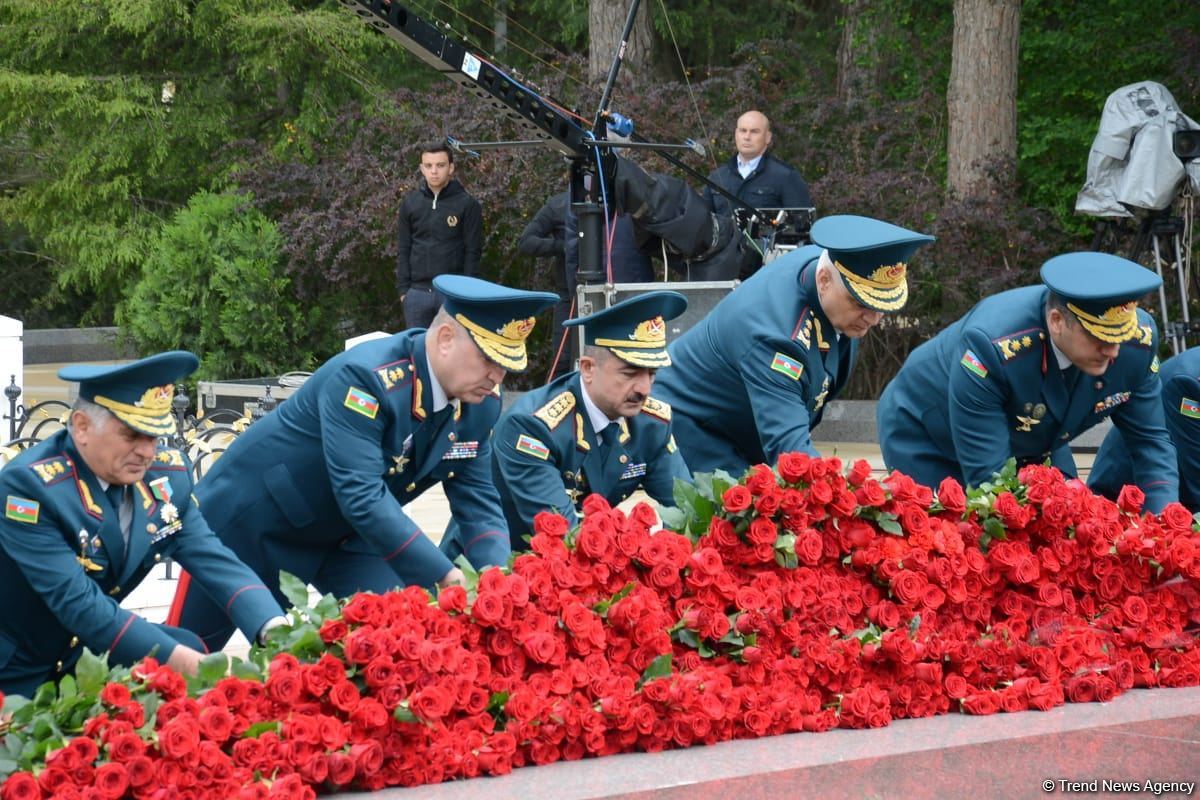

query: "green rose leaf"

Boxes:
[636, 653, 672, 688]
[278, 570, 311, 611]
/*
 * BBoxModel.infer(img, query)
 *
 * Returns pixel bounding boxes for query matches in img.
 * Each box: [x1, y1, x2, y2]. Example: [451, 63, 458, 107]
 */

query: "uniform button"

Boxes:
[109, 585, 121, 595]
[448, 432, 456, 442]
[406, 482, 417, 491]
[619, 455, 628, 464]
[447, 471, 455, 479]
[387, 468, 396, 475]
[69, 636, 79, 648]
[146, 524, 157, 534]
[1094, 381, 1103, 389]
[55, 660, 63, 672]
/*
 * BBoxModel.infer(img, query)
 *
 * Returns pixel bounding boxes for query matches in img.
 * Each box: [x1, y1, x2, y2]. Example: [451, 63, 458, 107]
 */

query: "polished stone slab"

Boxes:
[369, 688, 1200, 800]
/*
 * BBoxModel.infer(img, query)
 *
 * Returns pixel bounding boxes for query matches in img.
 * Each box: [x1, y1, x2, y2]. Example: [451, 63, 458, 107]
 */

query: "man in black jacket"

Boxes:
[704, 110, 812, 217]
[397, 141, 483, 329]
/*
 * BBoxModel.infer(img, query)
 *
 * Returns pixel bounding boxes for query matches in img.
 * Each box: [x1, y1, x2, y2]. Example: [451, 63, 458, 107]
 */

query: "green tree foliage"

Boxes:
[0, 0, 399, 323]
[119, 191, 328, 380]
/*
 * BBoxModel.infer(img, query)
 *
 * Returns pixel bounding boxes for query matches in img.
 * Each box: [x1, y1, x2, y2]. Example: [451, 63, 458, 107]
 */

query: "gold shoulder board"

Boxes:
[534, 390, 575, 430]
[640, 396, 672, 423]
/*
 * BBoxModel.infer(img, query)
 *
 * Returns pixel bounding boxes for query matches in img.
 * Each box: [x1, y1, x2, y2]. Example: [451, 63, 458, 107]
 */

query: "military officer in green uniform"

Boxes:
[0, 352, 285, 697]
[1089, 347, 1200, 511]
[442, 291, 690, 553]
[878, 252, 1178, 512]
[651, 215, 934, 476]
[170, 277, 557, 652]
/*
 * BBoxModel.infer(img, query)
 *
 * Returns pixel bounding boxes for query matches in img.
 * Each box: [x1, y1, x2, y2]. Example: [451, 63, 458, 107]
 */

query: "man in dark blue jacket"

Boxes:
[170, 277, 557, 652]
[1090, 347, 1200, 511]
[704, 110, 812, 220]
[877, 253, 1178, 512]
[396, 141, 484, 329]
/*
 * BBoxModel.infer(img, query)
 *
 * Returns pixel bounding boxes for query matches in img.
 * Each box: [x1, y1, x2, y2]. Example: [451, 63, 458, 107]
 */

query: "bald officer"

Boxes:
[0, 352, 284, 697]
[652, 215, 934, 476]
[170, 277, 557, 652]
[878, 252, 1178, 512]
[443, 291, 690, 553]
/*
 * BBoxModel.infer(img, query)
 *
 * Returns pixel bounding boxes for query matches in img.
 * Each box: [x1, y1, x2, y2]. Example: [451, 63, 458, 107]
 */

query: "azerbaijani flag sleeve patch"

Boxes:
[6, 496, 39, 524]
[1180, 397, 1200, 419]
[770, 352, 804, 381]
[960, 350, 988, 379]
[515, 434, 550, 460]
[344, 386, 380, 419]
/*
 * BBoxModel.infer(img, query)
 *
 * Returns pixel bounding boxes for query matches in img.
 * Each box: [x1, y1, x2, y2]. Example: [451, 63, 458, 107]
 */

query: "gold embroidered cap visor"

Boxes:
[1066, 301, 1141, 344]
[809, 215, 935, 314]
[432, 275, 560, 374]
[564, 291, 688, 370]
[58, 351, 200, 437]
[834, 260, 908, 313]
[1040, 252, 1161, 345]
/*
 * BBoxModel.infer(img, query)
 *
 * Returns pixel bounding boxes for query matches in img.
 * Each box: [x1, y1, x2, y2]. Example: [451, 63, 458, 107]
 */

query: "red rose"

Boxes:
[1117, 484, 1145, 514]
[992, 492, 1028, 528]
[808, 480, 834, 506]
[198, 705, 235, 744]
[746, 517, 778, 547]
[99, 683, 131, 707]
[891, 570, 928, 606]
[266, 773, 309, 799]
[795, 529, 823, 566]
[328, 680, 361, 713]
[1159, 502, 1194, 532]
[266, 670, 304, 704]
[900, 504, 930, 536]
[1122, 596, 1149, 624]
[317, 619, 347, 644]
[722, 486, 752, 514]
[124, 756, 155, 788]
[581, 494, 612, 515]
[158, 715, 200, 759]
[936, 477, 967, 515]
[436, 584, 468, 614]
[855, 481, 887, 508]
[1, 773, 40, 800]
[846, 459, 873, 487]
[533, 511, 570, 538]
[411, 685, 454, 721]
[350, 741, 384, 776]
[777, 452, 812, 484]
[327, 752, 357, 786]
[93, 763, 128, 800]
[754, 490, 782, 517]
[961, 692, 1000, 715]
[472, 590, 506, 625]
[745, 465, 778, 495]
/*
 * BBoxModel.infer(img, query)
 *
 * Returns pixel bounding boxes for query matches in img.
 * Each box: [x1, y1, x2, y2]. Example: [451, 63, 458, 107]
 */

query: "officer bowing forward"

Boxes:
[443, 291, 690, 553]
[878, 252, 1178, 512]
[652, 216, 934, 476]
[0, 352, 284, 697]
[170, 277, 558, 652]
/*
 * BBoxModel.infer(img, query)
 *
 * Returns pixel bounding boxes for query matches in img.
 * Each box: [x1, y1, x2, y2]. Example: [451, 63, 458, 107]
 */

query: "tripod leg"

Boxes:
[1151, 234, 1180, 355]
[1172, 232, 1189, 352]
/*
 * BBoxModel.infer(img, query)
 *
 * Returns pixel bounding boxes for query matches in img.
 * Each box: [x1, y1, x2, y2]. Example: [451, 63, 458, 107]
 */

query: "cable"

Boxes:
[656, 0, 715, 169]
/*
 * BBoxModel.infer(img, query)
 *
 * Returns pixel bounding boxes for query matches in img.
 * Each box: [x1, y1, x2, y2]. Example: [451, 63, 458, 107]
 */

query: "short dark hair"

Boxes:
[1045, 290, 1070, 316]
[419, 140, 453, 163]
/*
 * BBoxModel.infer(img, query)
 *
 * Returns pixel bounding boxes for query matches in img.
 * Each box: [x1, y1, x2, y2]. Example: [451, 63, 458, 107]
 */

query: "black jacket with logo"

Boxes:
[396, 179, 483, 294]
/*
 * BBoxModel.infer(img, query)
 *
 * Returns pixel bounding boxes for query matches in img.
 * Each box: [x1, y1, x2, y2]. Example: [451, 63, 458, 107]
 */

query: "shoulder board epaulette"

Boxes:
[991, 328, 1044, 362]
[534, 390, 575, 431]
[150, 449, 187, 470]
[640, 396, 672, 423]
[1130, 324, 1153, 348]
[374, 359, 414, 392]
[791, 307, 815, 349]
[28, 455, 72, 485]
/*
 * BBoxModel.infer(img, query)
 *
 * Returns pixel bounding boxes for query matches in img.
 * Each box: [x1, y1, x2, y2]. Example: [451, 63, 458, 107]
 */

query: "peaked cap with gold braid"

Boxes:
[810, 215, 935, 313]
[59, 351, 199, 437]
[564, 290, 688, 368]
[433, 275, 559, 372]
[1041, 252, 1161, 344]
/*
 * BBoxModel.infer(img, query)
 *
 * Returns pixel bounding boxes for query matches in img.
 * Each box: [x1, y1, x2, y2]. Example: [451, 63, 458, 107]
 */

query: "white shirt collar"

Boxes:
[1049, 337, 1073, 371]
[737, 153, 763, 178]
[579, 380, 615, 438]
[423, 350, 458, 414]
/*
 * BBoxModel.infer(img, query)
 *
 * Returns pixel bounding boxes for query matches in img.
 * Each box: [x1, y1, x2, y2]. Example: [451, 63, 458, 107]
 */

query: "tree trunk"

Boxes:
[836, 0, 880, 106]
[946, 0, 1020, 200]
[588, 0, 654, 85]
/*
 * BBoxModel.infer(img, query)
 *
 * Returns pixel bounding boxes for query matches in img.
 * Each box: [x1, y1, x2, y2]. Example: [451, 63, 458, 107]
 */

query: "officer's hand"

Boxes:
[165, 644, 206, 677]
[438, 567, 466, 589]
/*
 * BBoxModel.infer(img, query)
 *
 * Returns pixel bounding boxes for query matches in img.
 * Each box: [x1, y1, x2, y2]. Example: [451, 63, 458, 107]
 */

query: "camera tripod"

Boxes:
[1091, 183, 1196, 355]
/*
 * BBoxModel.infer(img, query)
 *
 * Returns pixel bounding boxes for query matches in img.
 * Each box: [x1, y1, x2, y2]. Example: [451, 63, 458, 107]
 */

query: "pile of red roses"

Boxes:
[4, 456, 1200, 797]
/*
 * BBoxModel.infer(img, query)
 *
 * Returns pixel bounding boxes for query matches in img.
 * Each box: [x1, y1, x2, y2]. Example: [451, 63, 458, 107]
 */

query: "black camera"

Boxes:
[1175, 129, 1200, 162]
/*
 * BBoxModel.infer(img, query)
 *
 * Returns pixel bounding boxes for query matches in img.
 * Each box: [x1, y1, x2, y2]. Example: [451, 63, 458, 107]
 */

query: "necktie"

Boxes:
[597, 425, 614, 461]
[106, 484, 131, 546]
[1063, 365, 1081, 394]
